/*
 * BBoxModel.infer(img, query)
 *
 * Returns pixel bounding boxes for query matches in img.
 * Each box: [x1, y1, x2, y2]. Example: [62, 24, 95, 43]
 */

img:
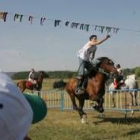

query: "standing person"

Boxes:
[76, 34, 111, 94]
[28, 68, 36, 89]
[113, 64, 124, 89]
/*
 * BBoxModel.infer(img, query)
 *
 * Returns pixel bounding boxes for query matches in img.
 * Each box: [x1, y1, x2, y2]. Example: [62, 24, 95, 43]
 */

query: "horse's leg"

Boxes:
[112, 94, 116, 107]
[69, 93, 79, 111]
[77, 98, 87, 123]
[98, 97, 104, 113]
[93, 97, 104, 113]
[31, 89, 34, 94]
[38, 91, 41, 97]
[21, 86, 25, 93]
[131, 91, 137, 106]
[129, 92, 134, 106]
[18, 85, 25, 93]
[134, 91, 138, 106]
[22, 89, 25, 93]
[69, 93, 87, 123]
[111, 92, 116, 107]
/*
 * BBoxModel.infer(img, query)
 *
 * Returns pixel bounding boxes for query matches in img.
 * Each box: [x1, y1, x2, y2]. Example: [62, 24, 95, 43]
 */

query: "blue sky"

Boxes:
[0, 0, 140, 72]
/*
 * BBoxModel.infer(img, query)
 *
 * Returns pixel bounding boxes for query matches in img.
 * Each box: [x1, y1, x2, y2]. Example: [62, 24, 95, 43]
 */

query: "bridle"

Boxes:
[93, 58, 116, 79]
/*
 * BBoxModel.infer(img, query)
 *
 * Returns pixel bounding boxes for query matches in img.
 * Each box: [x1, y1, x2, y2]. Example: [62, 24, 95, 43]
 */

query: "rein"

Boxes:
[98, 68, 110, 77]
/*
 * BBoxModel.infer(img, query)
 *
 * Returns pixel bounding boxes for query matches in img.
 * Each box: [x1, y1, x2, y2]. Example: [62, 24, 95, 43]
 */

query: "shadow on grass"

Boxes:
[92, 117, 140, 139]
[93, 117, 140, 125]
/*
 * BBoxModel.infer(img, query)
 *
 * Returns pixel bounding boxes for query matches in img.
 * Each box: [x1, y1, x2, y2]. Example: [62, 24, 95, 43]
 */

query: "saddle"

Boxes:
[26, 81, 33, 88]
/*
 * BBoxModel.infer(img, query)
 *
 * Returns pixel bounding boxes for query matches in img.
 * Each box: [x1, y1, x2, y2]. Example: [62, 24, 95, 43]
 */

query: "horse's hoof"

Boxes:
[81, 118, 88, 124]
[92, 105, 98, 110]
[98, 108, 104, 113]
[98, 113, 105, 118]
[81, 115, 88, 124]
[97, 107, 104, 113]
[131, 110, 134, 116]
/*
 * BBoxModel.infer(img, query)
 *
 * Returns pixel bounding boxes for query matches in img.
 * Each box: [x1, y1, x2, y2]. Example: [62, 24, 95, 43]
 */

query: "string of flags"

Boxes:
[0, 10, 140, 34]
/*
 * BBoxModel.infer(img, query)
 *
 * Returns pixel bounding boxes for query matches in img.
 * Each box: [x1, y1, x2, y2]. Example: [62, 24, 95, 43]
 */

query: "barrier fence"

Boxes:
[39, 89, 140, 117]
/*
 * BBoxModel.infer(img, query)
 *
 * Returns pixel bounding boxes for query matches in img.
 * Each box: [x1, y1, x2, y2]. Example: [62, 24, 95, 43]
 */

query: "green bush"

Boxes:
[135, 67, 140, 78]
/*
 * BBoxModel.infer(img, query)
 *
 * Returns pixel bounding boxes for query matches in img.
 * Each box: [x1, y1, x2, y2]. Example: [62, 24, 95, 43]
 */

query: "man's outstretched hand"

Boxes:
[106, 35, 111, 38]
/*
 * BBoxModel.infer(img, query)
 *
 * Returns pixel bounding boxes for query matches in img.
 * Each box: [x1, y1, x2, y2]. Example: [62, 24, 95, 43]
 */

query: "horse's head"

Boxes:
[38, 71, 49, 79]
[96, 57, 117, 78]
[36, 71, 48, 89]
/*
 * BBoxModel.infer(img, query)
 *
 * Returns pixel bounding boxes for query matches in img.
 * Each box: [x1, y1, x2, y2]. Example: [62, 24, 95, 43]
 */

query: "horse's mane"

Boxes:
[97, 57, 109, 60]
[97, 57, 114, 67]
[88, 69, 97, 78]
[34, 71, 43, 79]
[97, 57, 111, 64]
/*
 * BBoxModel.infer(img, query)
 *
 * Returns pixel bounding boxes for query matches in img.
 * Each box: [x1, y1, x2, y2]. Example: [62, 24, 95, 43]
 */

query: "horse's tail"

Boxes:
[53, 80, 67, 89]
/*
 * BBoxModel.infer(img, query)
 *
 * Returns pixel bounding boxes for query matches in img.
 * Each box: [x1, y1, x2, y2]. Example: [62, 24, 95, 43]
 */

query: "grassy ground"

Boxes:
[28, 109, 140, 140]
[15, 79, 140, 140]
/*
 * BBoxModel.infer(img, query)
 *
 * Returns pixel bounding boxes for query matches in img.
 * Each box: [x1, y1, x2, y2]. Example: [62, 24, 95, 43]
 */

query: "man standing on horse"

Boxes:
[76, 34, 111, 94]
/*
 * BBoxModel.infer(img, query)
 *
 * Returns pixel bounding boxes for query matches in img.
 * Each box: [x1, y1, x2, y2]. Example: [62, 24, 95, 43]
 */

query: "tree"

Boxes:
[135, 67, 140, 78]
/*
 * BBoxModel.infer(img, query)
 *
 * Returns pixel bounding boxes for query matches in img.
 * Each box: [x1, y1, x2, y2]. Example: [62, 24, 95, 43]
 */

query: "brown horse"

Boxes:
[54, 57, 117, 123]
[17, 71, 48, 96]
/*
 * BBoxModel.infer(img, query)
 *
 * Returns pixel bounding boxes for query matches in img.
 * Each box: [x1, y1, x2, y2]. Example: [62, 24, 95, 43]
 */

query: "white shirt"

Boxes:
[77, 42, 97, 61]
[117, 68, 123, 76]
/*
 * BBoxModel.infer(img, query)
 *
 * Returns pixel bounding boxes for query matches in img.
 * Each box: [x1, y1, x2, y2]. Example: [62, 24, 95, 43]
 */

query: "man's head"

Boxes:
[31, 68, 34, 72]
[116, 64, 121, 68]
[89, 35, 98, 43]
[89, 35, 97, 40]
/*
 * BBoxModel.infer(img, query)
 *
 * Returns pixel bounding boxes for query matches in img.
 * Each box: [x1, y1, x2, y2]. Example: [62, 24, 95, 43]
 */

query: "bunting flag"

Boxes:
[0, 11, 8, 22]
[14, 13, 23, 22]
[40, 17, 46, 25]
[0, 12, 4, 20]
[54, 20, 61, 27]
[28, 15, 33, 24]
[65, 21, 70, 26]
[0, 10, 140, 34]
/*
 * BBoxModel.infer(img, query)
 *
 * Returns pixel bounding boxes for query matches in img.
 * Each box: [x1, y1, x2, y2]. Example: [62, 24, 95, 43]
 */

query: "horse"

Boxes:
[53, 57, 117, 123]
[108, 74, 138, 107]
[17, 71, 48, 96]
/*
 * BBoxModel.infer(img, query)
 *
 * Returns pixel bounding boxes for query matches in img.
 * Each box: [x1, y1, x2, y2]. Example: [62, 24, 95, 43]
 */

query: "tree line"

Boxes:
[11, 70, 77, 80]
[11, 67, 140, 80]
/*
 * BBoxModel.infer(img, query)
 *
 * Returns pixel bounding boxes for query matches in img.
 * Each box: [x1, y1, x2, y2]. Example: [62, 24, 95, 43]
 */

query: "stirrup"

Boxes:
[75, 88, 84, 95]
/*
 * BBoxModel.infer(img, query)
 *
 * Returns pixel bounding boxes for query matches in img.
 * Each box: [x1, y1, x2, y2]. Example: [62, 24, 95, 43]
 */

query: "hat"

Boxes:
[0, 71, 47, 140]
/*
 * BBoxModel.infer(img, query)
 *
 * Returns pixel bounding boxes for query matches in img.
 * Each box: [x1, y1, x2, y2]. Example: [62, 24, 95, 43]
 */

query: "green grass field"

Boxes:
[15, 79, 140, 140]
[28, 109, 140, 140]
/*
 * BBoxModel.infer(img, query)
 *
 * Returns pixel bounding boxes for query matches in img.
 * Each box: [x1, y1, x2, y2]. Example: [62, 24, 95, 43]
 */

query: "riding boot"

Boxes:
[75, 76, 84, 95]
